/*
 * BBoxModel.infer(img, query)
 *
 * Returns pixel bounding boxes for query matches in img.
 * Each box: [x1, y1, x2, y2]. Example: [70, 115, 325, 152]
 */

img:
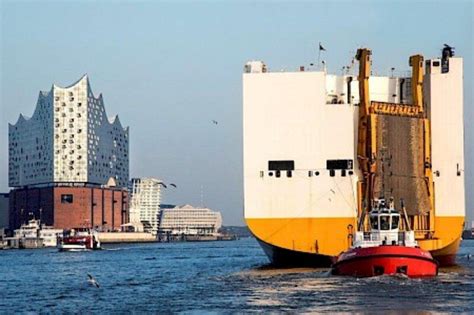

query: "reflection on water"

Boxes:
[0, 238, 473, 313]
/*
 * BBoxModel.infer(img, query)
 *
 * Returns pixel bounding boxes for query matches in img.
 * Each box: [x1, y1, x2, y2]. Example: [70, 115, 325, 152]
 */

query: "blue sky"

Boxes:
[1, 0, 472, 225]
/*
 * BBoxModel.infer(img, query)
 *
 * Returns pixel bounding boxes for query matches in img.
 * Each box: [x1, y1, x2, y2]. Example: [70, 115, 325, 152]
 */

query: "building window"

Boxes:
[61, 194, 73, 204]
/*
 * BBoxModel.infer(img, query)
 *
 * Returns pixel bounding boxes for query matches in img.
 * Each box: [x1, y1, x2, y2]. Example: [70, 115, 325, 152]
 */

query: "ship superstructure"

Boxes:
[243, 47, 465, 267]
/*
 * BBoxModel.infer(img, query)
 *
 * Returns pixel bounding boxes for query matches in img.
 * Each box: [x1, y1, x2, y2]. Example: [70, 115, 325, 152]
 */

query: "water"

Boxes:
[1, 238, 473, 313]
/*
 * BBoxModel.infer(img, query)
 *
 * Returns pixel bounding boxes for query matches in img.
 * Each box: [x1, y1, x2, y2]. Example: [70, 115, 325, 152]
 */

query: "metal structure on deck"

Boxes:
[356, 48, 435, 239]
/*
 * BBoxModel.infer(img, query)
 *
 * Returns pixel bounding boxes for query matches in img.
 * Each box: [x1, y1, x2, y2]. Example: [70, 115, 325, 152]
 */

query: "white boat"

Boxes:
[58, 228, 101, 251]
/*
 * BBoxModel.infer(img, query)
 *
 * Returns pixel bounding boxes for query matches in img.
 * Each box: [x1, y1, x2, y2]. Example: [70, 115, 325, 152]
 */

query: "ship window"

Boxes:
[268, 160, 294, 171]
[391, 216, 400, 229]
[286, 170, 292, 178]
[327, 159, 353, 170]
[329, 170, 335, 177]
[315, 171, 320, 176]
[341, 169, 346, 177]
[275, 170, 281, 178]
[380, 216, 390, 230]
[433, 61, 440, 67]
[308, 171, 313, 177]
[370, 216, 379, 230]
[61, 194, 73, 204]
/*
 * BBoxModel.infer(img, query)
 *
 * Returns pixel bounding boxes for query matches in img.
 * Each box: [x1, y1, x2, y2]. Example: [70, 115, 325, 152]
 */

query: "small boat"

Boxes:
[332, 198, 438, 278]
[58, 228, 101, 251]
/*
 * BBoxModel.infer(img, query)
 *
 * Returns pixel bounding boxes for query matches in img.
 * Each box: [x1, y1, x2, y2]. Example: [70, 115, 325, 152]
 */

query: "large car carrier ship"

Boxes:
[243, 46, 465, 267]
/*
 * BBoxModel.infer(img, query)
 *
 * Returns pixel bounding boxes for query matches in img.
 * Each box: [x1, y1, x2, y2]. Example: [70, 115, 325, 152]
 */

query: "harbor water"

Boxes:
[1, 238, 473, 313]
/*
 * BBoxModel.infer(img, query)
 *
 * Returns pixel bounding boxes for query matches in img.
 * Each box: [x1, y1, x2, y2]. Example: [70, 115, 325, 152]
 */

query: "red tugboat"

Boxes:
[58, 228, 101, 251]
[332, 199, 438, 278]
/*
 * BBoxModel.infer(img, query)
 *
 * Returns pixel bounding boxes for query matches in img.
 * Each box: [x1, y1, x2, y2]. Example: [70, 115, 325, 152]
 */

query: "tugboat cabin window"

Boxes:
[370, 216, 379, 230]
[61, 194, 73, 204]
[391, 216, 400, 229]
[380, 215, 390, 230]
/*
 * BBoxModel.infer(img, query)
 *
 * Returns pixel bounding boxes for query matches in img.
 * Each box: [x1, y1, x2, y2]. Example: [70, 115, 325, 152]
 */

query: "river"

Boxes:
[1, 238, 473, 313]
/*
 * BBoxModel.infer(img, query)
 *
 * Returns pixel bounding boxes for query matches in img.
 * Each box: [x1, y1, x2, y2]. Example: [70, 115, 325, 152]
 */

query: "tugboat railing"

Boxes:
[354, 230, 416, 247]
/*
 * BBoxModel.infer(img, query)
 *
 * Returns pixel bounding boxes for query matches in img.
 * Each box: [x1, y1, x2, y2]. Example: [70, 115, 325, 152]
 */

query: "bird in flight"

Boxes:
[170, 183, 177, 188]
[158, 182, 167, 189]
[87, 274, 100, 288]
[211, 120, 218, 125]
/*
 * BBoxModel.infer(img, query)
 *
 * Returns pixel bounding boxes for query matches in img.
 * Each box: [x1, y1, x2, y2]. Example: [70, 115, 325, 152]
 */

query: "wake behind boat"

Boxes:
[58, 228, 101, 252]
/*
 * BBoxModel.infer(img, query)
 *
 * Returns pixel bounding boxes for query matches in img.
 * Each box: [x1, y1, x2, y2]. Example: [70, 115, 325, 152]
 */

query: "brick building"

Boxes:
[9, 186, 128, 230]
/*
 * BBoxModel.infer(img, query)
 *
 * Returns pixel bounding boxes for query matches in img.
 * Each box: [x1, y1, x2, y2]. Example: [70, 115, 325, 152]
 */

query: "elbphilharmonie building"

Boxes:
[9, 75, 129, 188]
[8, 75, 130, 230]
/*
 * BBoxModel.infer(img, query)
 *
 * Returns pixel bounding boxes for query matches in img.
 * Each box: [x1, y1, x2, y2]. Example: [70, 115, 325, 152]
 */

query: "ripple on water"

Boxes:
[0, 239, 473, 313]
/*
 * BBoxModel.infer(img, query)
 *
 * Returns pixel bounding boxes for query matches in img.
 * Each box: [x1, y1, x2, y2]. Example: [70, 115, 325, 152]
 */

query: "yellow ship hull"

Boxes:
[418, 216, 465, 266]
[247, 216, 464, 267]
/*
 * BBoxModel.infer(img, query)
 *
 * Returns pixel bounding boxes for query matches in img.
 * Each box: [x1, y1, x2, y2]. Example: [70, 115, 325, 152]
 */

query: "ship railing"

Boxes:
[355, 231, 414, 246]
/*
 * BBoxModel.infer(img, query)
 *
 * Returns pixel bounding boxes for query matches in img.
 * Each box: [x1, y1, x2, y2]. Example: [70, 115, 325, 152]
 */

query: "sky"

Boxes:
[0, 0, 472, 226]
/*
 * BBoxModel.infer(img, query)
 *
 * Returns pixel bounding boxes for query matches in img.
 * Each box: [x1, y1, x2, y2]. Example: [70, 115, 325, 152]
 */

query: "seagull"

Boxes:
[467, 254, 472, 260]
[87, 274, 100, 288]
[211, 120, 218, 125]
[170, 183, 177, 188]
[158, 182, 167, 189]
